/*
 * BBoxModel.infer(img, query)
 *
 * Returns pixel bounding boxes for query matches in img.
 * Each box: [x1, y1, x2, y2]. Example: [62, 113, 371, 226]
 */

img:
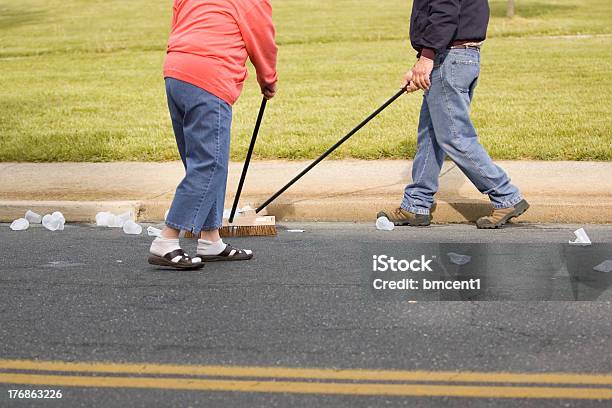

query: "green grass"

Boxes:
[0, 0, 610, 162]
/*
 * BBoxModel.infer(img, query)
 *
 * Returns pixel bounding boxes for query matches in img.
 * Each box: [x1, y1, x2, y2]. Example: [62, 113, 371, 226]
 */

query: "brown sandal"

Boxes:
[148, 249, 204, 270]
[199, 243, 253, 262]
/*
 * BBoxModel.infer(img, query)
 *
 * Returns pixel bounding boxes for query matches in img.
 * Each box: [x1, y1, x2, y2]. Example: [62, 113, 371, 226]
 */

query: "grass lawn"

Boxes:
[0, 0, 610, 162]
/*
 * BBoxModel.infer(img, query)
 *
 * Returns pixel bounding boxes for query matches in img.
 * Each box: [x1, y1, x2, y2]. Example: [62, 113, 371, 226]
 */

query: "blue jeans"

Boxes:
[164, 78, 232, 233]
[402, 49, 523, 215]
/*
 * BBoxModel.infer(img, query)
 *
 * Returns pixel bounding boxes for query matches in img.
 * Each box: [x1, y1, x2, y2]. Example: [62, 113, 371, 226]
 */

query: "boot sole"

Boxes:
[393, 220, 431, 227]
[477, 201, 530, 229]
[377, 211, 431, 227]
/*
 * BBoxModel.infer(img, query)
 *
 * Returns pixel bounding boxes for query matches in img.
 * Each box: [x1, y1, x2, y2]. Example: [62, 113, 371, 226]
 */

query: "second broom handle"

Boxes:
[256, 88, 406, 214]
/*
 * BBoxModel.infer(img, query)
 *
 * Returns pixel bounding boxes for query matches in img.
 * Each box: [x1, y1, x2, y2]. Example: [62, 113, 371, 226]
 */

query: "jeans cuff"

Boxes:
[400, 201, 430, 215]
[492, 195, 523, 209]
[201, 224, 222, 232]
[165, 220, 190, 232]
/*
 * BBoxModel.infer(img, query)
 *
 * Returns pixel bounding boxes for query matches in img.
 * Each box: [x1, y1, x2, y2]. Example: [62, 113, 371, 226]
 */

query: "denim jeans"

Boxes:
[164, 77, 232, 233]
[402, 48, 523, 215]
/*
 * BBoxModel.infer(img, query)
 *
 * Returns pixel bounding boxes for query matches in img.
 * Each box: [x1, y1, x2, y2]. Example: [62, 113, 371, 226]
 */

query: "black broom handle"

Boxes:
[229, 97, 267, 223]
[256, 88, 406, 214]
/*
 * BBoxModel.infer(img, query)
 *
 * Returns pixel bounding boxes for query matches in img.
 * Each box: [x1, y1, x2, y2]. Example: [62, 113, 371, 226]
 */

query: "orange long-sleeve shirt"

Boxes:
[163, 0, 278, 106]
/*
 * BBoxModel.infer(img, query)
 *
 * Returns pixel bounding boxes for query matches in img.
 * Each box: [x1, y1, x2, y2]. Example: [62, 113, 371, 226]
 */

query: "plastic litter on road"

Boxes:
[42, 212, 65, 231]
[115, 211, 134, 227]
[222, 206, 251, 221]
[375, 216, 395, 231]
[238, 205, 255, 214]
[95, 211, 134, 228]
[44, 261, 86, 268]
[25, 210, 42, 224]
[107, 214, 124, 228]
[287, 229, 305, 233]
[122, 220, 143, 235]
[95, 212, 112, 227]
[447, 252, 472, 265]
[10, 218, 29, 231]
[147, 226, 162, 237]
[569, 228, 592, 246]
[593, 260, 612, 273]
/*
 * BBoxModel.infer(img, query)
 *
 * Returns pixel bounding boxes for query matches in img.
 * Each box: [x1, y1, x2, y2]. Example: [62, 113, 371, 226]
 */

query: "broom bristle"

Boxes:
[220, 224, 277, 237]
[184, 225, 277, 238]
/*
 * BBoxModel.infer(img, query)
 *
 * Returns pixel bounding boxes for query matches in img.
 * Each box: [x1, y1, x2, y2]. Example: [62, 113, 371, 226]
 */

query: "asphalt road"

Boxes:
[0, 222, 611, 407]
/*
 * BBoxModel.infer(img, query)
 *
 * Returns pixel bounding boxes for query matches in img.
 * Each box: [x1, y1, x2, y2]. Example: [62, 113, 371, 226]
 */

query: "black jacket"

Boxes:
[410, 0, 490, 59]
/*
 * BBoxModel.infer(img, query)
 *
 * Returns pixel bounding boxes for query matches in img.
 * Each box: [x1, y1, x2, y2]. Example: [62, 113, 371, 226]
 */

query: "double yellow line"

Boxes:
[0, 359, 611, 399]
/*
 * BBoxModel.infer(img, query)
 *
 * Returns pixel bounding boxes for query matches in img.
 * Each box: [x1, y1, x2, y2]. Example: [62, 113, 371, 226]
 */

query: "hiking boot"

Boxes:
[377, 207, 431, 226]
[476, 199, 530, 229]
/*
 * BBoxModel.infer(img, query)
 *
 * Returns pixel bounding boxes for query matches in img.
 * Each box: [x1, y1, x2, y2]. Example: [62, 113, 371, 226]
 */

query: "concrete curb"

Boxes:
[2, 197, 611, 224]
[2, 161, 611, 224]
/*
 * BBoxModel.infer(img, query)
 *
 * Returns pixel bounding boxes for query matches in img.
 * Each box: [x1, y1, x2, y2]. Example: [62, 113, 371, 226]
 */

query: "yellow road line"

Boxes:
[0, 373, 611, 400]
[0, 359, 611, 386]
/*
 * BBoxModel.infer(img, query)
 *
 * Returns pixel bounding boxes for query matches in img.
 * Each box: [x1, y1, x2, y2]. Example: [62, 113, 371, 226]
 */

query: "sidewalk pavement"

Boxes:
[1, 161, 611, 224]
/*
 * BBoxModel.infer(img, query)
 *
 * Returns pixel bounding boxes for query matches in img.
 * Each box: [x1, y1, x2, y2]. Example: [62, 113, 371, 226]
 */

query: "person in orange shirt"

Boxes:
[149, 0, 278, 270]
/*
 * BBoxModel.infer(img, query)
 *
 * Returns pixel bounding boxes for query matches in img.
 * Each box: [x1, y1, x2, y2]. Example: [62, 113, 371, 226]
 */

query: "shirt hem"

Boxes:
[163, 68, 237, 106]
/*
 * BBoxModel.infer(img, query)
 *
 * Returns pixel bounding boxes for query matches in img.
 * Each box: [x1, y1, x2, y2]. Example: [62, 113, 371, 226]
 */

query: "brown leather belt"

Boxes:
[449, 40, 481, 50]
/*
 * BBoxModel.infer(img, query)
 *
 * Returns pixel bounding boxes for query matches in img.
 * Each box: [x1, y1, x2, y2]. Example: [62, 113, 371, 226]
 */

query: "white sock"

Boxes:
[150, 236, 182, 257]
[197, 239, 227, 256]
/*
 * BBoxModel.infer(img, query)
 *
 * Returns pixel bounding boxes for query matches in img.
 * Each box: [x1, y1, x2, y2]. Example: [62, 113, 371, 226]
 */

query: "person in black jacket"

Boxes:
[378, 0, 529, 229]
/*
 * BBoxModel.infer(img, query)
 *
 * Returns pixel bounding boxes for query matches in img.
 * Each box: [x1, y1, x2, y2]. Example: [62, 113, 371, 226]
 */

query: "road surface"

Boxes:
[1, 223, 611, 407]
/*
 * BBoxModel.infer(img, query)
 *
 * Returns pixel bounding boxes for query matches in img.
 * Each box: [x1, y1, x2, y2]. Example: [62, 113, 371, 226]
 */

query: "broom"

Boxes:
[221, 97, 276, 237]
